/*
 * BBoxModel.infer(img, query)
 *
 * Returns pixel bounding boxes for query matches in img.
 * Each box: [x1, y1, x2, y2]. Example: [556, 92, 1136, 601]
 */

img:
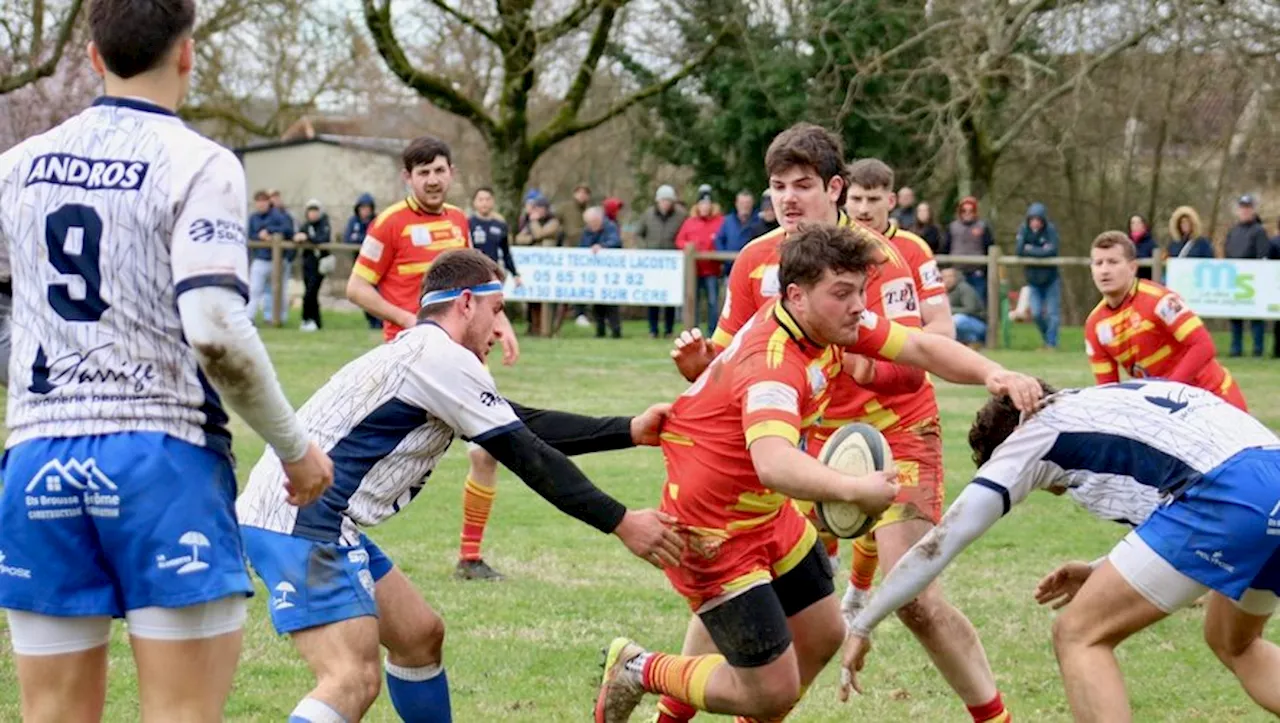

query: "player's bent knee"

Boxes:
[125, 596, 248, 641]
[468, 447, 498, 474]
[320, 657, 382, 713]
[749, 669, 801, 720]
[894, 591, 944, 635]
[1051, 608, 1099, 652]
[396, 610, 446, 667]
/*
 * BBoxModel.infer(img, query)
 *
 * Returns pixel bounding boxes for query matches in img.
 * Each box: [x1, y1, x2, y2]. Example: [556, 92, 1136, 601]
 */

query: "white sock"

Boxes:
[385, 660, 444, 681]
[290, 697, 348, 723]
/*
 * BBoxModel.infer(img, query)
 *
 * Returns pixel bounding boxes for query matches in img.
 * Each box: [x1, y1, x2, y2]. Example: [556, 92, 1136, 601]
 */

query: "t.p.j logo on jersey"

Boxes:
[24, 153, 149, 191]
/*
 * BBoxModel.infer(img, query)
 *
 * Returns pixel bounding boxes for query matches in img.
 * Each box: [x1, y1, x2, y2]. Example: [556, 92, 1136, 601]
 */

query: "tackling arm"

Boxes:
[507, 400, 635, 456]
[849, 483, 1005, 637]
[177, 286, 309, 462]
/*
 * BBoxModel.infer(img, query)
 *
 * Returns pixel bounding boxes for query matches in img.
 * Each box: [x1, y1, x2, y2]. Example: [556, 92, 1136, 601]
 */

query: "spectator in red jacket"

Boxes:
[675, 185, 725, 333]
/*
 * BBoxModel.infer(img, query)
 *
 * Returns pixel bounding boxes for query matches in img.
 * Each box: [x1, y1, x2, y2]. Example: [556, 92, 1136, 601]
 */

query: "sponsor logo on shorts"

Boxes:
[155, 531, 212, 575]
[1268, 499, 1280, 536]
[0, 551, 32, 579]
[1194, 549, 1236, 574]
[347, 549, 370, 565]
[358, 569, 375, 596]
[273, 582, 297, 610]
[24, 458, 120, 520]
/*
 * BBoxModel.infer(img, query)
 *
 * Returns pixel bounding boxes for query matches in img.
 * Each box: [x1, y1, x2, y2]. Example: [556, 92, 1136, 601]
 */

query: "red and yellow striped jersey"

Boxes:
[1084, 279, 1241, 406]
[352, 196, 470, 341]
[660, 299, 910, 535]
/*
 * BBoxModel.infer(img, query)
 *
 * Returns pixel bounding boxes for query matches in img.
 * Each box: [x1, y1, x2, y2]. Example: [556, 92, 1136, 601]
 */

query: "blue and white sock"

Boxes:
[288, 697, 348, 723]
[385, 661, 452, 723]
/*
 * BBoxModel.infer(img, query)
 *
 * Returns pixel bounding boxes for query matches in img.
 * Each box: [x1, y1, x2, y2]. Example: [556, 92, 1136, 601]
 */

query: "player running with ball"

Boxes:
[841, 380, 1280, 722]
[595, 225, 1043, 723]
[664, 124, 1024, 723]
[238, 249, 682, 723]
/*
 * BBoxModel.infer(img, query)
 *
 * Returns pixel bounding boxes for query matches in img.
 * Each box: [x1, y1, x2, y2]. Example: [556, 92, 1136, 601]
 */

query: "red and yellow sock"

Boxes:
[850, 536, 879, 591]
[967, 692, 1011, 723]
[459, 478, 496, 561]
[641, 653, 726, 710]
[656, 696, 698, 723]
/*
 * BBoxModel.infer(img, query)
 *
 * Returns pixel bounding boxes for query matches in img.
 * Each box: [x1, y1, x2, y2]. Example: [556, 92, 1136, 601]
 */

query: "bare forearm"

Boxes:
[753, 442, 855, 502]
[898, 332, 1002, 385]
[346, 276, 412, 326]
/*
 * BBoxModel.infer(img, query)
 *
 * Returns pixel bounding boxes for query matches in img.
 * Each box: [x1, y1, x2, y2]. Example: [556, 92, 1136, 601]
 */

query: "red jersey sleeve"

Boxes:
[731, 349, 809, 448]
[1084, 314, 1119, 384]
[713, 246, 760, 349]
[900, 233, 947, 303]
[845, 310, 913, 362]
[1150, 288, 1203, 344]
[353, 211, 398, 285]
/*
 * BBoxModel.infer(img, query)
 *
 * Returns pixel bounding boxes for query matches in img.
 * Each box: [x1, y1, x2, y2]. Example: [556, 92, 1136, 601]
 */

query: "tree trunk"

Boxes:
[1207, 76, 1248, 241]
[489, 140, 533, 226]
[1146, 34, 1185, 225]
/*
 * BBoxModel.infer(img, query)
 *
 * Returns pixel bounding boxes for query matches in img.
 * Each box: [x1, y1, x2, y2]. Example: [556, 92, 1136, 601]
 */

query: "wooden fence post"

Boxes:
[682, 245, 697, 331]
[270, 235, 284, 328]
[985, 247, 1001, 349]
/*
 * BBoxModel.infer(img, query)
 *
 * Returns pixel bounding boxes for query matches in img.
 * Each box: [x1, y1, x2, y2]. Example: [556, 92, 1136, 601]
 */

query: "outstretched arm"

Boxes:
[507, 401, 669, 456]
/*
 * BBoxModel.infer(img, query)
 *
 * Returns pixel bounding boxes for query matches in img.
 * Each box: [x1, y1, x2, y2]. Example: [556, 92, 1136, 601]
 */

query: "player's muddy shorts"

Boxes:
[665, 505, 833, 666]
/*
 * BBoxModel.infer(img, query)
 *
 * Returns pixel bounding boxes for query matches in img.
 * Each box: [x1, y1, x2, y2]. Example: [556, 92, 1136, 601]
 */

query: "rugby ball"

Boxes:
[815, 423, 893, 539]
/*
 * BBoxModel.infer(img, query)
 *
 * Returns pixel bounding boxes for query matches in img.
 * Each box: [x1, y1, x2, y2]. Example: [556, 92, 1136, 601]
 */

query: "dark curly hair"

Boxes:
[968, 380, 1058, 467]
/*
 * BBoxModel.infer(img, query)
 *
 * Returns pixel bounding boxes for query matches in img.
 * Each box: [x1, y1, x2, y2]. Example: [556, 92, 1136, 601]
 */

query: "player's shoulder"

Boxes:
[371, 200, 411, 228]
[740, 226, 785, 257]
[442, 203, 468, 220]
[1135, 279, 1168, 301]
[889, 226, 934, 258]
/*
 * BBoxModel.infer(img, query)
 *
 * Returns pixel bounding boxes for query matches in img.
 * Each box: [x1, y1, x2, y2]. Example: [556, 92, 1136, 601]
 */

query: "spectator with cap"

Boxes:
[581, 206, 623, 338]
[343, 192, 380, 329]
[1224, 194, 1270, 357]
[742, 190, 778, 240]
[515, 194, 562, 335]
[293, 199, 331, 332]
[635, 184, 687, 337]
[676, 186, 725, 333]
[713, 189, 758, 276]
[602, 197, 625, 225]
[1167, 206, 1214, 259]
[946, 196, 996, 306]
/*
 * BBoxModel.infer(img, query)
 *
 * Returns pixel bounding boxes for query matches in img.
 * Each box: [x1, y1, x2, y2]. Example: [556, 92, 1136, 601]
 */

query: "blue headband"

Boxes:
[419, 280, 504, 307]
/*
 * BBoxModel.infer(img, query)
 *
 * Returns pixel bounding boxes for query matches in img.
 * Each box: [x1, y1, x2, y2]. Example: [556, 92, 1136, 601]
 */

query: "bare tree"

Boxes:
[362, 0, 729, 215]
[0, 0, 85, 95]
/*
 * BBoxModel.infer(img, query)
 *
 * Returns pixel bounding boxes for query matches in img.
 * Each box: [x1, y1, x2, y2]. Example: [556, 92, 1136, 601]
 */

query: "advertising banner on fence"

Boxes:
[502, 247, 685, 307]
[1166, 258, 1280, 320]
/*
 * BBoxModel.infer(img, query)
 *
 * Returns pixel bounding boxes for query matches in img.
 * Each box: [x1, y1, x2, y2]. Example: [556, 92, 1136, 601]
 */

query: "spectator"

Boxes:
[946, 196, 996, 306]
[943, 266, 986, 347]
[294, 199, 330, 332]
[602, 196, 624, 224]
[343, 192, 381, 329]
[1015, 201, 1061, 350]
[713, 190, 758, 276]
[515, 196, 562, 334]
[891, 185, 917, 228]
[470, 187, 519, 280]
[742, 190, 778, 240]
[909, 201, 943, 253]
[1271, 223, 1280, 359]
[1224, 195, 1269, 357]
[636, 184, 687, 337]
[676, 187, 725, 334]
[1129, 214, 1157, 279]
[267, 190, 297, 323]
[581, 206, 622, 338]
[561, 183, 592, 250]
[247, 189, 294, 325]
[1167, 206, 1214, 259]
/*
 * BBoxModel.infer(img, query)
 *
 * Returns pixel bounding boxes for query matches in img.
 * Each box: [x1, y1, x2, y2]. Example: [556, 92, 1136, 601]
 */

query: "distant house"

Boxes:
[234, 126, 408, 227]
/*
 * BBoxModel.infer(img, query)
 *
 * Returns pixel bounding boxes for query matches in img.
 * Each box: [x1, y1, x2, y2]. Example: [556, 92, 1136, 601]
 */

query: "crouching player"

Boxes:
[237, 250, 684, 723]
[595, 225, 1043, 723]
[1085, 231, 1247, 410]
[841, 380, 1280, 721]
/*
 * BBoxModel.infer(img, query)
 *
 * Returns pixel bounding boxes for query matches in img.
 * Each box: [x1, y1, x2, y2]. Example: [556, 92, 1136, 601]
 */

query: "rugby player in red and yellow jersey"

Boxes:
[660, 125, 1037, 723]
[346, 135, 521, 582]
[1085, 231, 1248, 411]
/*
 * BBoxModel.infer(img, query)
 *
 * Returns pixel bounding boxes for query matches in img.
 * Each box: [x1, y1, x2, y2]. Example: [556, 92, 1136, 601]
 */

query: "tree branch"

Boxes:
[426, 0, 498, 44]
[530, 28, 727, 156]
[360, 0, 497, 137]
[536, 0, 610, 44]
[993, 24, 1158, 154]
[179, 103, 282, 138]
[540, 0, 619, 138]
[0, 0, 84, 95]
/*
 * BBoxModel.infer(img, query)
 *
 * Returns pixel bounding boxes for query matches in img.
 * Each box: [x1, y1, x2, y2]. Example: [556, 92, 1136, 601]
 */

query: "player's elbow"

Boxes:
[345, 273, 366, 303]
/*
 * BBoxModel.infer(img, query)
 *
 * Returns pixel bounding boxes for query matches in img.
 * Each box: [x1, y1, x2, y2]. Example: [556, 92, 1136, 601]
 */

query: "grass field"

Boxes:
[0, 312, 1278, 722]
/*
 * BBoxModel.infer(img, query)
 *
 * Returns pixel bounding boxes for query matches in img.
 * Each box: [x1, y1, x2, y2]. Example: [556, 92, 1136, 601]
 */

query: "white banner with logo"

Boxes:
[502, 247, 685, 307]
[1165, 258, 1280, 319]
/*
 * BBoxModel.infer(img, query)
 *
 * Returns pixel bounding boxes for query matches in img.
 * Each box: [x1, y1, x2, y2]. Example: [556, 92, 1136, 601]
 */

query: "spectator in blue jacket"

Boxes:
[713, 190, 758, 276]
[1128, 214, 1157, 279]
[581, 206, 622, 338]
[343, 192, 380, 328]
[247, 189, 295, 325]
[1167, 206, 1214, 259]
[1015, 201, 1060, 350]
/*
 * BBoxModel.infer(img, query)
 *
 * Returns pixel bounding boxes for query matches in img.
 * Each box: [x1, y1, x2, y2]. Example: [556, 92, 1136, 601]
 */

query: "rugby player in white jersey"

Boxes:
[839, 380, 1280, 721]
[0, 1, 333, 721]
[237, 249, 685, 723]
